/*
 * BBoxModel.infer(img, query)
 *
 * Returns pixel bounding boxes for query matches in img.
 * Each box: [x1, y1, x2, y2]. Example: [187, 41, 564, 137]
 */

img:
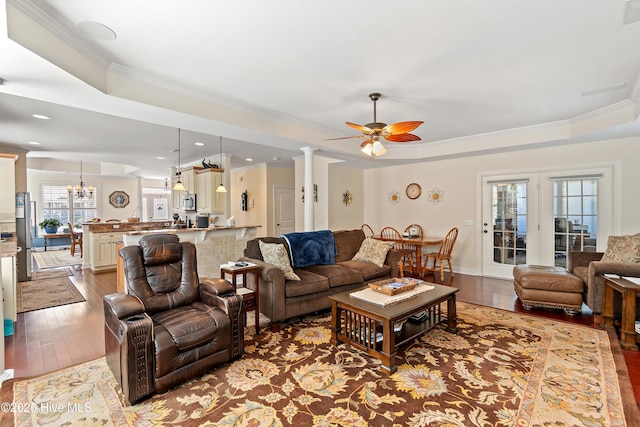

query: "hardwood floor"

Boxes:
[4, 267, 640, 407]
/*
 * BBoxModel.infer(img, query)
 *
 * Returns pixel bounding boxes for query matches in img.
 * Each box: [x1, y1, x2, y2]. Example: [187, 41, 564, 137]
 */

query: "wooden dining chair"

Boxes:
[422, 227, 458, 280]
[361, 223, 375, 238]
[380, 226, 406, 264]
[403, 224, 424, 274]
[68, 223, 83, 257]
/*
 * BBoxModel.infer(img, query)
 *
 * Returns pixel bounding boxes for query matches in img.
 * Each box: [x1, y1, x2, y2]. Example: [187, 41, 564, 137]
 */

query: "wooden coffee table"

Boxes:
[329, 283, 459, 374]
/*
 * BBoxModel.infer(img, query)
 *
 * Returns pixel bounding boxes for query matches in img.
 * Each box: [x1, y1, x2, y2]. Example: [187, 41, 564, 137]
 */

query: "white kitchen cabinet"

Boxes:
[1, 255, 16, 322]
[90, 232, 122, 271]
[195, 169, 225, 214]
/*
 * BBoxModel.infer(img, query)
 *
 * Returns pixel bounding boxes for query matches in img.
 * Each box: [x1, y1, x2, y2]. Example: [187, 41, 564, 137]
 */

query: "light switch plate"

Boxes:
[463, 219, 475, 226]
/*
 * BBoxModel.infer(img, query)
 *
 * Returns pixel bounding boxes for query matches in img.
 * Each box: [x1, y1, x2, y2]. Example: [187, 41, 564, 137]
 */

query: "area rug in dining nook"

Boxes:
[1, 302, 638, 427]
[32, 249, 81, 269]
[16, 276, 85, 313]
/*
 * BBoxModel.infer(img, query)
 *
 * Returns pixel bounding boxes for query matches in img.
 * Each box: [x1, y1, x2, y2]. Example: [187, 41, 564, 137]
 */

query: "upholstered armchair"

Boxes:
[568, 234, 640, 314]
[103, 234, 243, 405]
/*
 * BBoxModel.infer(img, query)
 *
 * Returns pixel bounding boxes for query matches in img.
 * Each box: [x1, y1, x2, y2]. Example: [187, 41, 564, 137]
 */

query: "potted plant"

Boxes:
[39, 218, 63, 234]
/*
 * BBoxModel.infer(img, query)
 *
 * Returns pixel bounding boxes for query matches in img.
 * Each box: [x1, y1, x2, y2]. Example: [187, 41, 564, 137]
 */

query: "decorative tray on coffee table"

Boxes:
[369, 277, 420, 295]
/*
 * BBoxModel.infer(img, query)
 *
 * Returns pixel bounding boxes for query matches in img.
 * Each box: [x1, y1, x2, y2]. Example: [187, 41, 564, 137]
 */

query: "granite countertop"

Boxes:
[125, 225, 260, 235]
[0, 236, 18, 257]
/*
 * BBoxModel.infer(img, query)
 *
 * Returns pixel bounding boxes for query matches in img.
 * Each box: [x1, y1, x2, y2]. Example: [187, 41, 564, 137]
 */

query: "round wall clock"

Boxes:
[109, 191, 130, 208]
[406, 183, 422, 200]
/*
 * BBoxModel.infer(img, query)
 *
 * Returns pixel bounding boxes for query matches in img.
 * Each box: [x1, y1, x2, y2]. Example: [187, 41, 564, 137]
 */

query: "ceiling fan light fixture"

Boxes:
[332, 92, 422, 156]
[372, 140, 387, 156]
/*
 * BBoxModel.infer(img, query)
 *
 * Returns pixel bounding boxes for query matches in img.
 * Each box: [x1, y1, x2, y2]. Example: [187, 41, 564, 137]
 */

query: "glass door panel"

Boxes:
[483, 174, 538, 278]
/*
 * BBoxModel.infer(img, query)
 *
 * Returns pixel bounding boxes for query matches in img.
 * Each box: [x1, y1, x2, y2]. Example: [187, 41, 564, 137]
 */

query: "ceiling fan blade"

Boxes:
[383, 121, 424, 136]
[346, 122, 374, 135]
[325, 135, 366, 141]
[385, 133, 421, 143]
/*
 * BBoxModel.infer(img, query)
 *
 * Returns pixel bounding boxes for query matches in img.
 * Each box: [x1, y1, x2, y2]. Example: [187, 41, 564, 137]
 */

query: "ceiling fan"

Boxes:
[330, 93, 423, 157]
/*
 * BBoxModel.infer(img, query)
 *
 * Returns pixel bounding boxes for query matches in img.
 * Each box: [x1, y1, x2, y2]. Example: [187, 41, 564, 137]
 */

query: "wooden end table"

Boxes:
[329, 282, 459, 374]
[220, 264, 261, 332]
[603, 275, 640, 351]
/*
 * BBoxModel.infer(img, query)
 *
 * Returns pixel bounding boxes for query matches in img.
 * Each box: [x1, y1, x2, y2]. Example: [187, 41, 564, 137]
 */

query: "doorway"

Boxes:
[482, 174, 539, 278]
[482, 167, 613, 279]
[274, 186, 295, 235]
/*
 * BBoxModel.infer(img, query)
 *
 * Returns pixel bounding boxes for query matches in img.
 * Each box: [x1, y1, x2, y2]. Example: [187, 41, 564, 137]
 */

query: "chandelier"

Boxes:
[67, 160, 95, 199]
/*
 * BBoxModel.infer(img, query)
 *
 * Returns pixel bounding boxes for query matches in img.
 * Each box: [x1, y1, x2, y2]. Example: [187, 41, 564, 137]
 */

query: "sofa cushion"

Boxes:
[601, 234, 640, 263]
[245, 237, 288, 260]
[333, 229, 366, 262]
[338, 260, 391, 281]
[152, 305, 217, 352]
[259, 240, 301, 281]
[305, 264, 363, 288]
[352, 238, 395, 267]
[285, 270, 330, 297]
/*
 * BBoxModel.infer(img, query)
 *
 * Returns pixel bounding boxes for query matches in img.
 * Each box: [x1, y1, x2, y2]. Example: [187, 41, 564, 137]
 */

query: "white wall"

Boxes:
[363, 136, 640, 277]
[328, 163, 364, 231]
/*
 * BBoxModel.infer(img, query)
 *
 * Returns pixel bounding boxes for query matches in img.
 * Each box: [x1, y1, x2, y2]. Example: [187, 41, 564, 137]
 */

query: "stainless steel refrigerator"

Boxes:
[16, 192, 33, 282]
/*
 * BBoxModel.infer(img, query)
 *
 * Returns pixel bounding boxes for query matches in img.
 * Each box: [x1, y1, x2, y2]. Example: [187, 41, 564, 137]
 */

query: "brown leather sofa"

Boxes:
[103, 234, 243, 405]
[239, 229, 401, 330]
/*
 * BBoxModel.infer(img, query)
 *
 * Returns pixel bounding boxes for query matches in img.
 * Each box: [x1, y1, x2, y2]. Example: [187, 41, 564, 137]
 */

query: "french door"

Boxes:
[482, 167, 612, 279]
[482, 174, 539, 278]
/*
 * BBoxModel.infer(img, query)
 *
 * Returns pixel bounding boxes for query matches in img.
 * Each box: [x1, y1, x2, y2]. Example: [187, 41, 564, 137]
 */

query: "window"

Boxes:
[41, 184, 98, 228]
[553, 177, 599, 267]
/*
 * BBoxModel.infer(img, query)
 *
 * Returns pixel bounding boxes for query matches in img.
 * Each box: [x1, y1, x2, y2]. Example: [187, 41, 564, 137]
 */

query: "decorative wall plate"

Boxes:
[428, 188, 444, 204]
[388, 190, 401, 205]
[109, 191, 130, 208]
[406, 182, 422, 200]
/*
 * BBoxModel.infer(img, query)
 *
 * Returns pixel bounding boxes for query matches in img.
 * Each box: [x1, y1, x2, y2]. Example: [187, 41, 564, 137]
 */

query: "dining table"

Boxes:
[374, 235, 444, 277]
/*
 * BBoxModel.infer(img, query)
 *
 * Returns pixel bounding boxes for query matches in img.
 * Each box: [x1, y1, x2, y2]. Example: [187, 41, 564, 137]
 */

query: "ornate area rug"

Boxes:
[32, 250, 81, 269]
[1, 302, 638, 426]
[16, 276, 85, 313]
[30, 267, 74, 280]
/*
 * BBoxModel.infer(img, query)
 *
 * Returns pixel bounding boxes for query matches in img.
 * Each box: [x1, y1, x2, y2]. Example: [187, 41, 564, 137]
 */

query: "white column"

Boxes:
[301, 147, 317, 231]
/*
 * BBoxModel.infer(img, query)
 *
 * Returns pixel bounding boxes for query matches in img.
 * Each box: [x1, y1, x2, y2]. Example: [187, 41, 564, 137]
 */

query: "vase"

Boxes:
[44, 225, 59, 234]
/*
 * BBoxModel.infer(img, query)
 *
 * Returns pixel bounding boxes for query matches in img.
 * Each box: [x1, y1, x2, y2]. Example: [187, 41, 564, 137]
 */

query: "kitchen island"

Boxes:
[122, 226, 259, 279]
[83, 221, 259, 284]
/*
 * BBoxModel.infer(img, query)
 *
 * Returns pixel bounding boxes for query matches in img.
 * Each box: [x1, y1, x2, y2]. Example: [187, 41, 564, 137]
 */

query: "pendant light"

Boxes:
[172, 128, 186, 191]
[216, 136, 227, 193]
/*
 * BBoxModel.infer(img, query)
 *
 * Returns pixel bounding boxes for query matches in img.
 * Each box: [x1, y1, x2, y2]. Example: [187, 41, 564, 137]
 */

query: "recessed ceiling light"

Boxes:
[27, 141, 40, 145]
[245, 158, 253, 162]
[156, 156, 166, 160]
[32, 114, 50, 120]
[272, 157, 280, 161]
[195, 142, 204, 146]
[77, 20, 117, 41]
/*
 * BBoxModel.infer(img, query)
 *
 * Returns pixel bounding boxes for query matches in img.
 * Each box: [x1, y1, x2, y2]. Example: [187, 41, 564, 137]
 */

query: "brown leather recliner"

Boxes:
[103, 234, 243, 405]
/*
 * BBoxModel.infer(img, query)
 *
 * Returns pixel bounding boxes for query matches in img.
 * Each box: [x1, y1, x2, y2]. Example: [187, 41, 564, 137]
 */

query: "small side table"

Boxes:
[220, 264, 261, 333]
[603, 275, 640, 351]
